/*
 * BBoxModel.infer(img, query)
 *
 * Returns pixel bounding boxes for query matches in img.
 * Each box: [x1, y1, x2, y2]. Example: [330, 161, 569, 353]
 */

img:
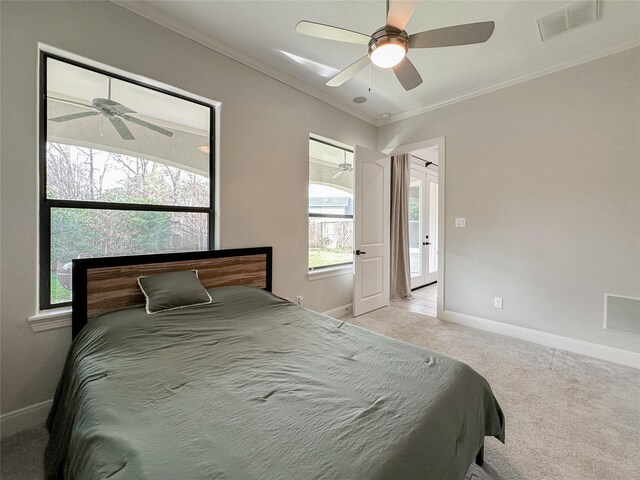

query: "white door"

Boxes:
[409, 167, 438, 289]
[353, 145, 390, 316]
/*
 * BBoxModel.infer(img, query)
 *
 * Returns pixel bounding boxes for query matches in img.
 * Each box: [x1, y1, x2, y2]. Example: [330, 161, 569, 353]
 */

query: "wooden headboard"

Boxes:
[71, 247, 272, 338]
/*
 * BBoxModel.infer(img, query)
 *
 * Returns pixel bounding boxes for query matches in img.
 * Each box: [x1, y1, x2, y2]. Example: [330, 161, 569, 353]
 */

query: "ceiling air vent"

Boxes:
[537, 0, 600, 42]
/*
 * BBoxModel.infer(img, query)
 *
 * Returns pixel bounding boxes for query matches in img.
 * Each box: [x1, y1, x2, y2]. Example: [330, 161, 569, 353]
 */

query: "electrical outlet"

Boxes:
[455, 218, 466, 228]
[494, 297, 503, 309]
[296, 296, 303, 305]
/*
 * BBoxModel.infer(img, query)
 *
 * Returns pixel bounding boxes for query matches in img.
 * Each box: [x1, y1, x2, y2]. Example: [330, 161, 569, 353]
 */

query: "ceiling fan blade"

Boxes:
[121, 115, 174, 137]
[49, 111, 101, 123]
[409, 21, 495, 49]
[386, 0, 417, 31]
[296, 21, 371, 45]
[109, 117, 135, 141]
[326, 56, 370, 87]
[393, 57, 423, 91]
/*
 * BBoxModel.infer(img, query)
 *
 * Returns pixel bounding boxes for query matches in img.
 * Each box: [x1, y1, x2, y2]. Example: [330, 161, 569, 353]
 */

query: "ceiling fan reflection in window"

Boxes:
[296, 0, 495, 90]
[316, 161, 353, 179]
[331, 160, 353, 179]
[317, 150, 353, 179]
[48, 78, 173, 141]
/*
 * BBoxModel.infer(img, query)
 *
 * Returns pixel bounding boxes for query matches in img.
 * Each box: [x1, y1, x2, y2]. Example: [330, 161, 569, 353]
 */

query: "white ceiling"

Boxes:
[126, 1, 640, 124]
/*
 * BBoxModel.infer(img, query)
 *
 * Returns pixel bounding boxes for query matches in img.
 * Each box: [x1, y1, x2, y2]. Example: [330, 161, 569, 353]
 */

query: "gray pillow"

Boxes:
[137, 270, 212, 314]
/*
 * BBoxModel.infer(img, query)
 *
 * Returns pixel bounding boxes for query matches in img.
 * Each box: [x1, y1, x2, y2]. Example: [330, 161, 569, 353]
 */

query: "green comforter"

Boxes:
[46, 286, 504, 480]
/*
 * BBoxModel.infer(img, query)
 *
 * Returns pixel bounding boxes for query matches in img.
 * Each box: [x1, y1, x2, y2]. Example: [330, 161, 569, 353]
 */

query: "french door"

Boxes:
[409, 166, 438, 289]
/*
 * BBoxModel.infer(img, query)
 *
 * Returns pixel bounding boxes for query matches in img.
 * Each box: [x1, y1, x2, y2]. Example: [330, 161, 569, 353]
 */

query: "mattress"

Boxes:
[46, 286, 504, 479]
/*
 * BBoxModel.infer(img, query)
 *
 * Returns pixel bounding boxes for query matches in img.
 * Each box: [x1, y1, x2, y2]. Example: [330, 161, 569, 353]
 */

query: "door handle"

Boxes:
[422, 242, 431, 246]
[355, 250, 367, 255]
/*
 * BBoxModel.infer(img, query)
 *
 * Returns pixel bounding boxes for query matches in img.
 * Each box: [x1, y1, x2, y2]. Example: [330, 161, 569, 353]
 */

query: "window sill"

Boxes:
[28, 307, 72, 332]
[308, 264, 353, 281]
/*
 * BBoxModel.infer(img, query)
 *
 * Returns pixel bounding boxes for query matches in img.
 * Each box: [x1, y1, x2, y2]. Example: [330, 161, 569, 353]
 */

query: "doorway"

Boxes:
[381, 136, 445, 319]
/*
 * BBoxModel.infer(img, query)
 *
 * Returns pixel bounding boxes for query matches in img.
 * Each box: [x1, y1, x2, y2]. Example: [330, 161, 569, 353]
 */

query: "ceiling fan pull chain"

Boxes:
[368, 65, 371, 92]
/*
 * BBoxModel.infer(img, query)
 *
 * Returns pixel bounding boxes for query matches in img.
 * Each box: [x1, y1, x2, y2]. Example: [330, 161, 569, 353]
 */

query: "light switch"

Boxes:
[455, 218, 466, 228]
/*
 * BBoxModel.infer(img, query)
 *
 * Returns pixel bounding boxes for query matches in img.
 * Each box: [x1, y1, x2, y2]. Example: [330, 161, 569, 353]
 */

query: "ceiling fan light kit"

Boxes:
[296, 0, 495, 91]
[368, 27, 408, 68]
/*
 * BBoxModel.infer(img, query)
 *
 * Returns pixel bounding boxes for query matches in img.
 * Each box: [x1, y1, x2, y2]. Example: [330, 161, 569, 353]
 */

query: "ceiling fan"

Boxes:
[296, 0, 495, 91]
[48, 78, 174, 141]
[332, 161, 353, 178]
[315, 160, 353, 178]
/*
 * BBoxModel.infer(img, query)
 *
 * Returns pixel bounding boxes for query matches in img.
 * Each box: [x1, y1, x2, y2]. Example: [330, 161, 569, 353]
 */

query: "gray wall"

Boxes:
[379, 47, 640, 353]
[0, 1, 375, 415]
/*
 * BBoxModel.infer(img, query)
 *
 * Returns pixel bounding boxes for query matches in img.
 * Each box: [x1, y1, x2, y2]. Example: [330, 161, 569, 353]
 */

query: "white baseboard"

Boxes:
[323, 303, 353, 318]
[443, 310, 640, 369]
[1, 400, 52, 439]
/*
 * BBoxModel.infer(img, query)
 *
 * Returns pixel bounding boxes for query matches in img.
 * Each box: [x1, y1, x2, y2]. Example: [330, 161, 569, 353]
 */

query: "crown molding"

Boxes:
[377, 36, 640, 126]
[111, 1, 378, 126]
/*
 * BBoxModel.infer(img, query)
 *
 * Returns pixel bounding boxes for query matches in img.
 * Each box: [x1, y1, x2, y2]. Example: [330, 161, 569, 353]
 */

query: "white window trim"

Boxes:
[307, 264, 353, 281]
[28, 307, 72, 332]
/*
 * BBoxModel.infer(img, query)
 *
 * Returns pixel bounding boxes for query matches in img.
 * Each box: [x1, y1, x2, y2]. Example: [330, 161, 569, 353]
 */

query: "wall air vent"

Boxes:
[604, 294, 640, 336]
[537, 0, 600, 42]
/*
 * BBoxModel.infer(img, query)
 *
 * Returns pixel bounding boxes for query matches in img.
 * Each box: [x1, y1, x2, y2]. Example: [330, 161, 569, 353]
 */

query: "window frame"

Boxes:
[39, 52, 216, 310]
[308, 137, 354, 272]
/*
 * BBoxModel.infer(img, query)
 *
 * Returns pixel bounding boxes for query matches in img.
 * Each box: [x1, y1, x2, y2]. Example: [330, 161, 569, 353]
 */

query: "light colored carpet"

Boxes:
[2, 304, 638, 479]
[1, 426, 47, 480]
[339, 304, 640, 480]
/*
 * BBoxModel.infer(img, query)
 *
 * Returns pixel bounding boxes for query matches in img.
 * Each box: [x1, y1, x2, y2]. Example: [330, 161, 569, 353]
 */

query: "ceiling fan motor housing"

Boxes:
[92, 97, 134, 117]
[368, 26, 409, 67]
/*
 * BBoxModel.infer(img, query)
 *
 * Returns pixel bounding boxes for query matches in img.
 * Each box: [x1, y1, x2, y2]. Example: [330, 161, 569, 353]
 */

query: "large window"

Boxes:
[308, 138, 353, 270]
[40, 53, 215, 308]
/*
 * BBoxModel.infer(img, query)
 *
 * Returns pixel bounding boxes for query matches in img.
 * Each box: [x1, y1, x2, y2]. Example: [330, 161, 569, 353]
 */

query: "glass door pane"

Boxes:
[409, 176, 422, 277]
[428, 179, 438, 274]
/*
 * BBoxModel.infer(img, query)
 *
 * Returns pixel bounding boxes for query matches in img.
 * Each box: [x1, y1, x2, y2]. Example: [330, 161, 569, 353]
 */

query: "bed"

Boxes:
[45, 247, 504, 480]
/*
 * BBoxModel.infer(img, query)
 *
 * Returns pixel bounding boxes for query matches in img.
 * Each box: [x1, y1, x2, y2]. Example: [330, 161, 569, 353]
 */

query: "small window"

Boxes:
[40, 53, 215, 309]
[308, 138, 353, 270]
